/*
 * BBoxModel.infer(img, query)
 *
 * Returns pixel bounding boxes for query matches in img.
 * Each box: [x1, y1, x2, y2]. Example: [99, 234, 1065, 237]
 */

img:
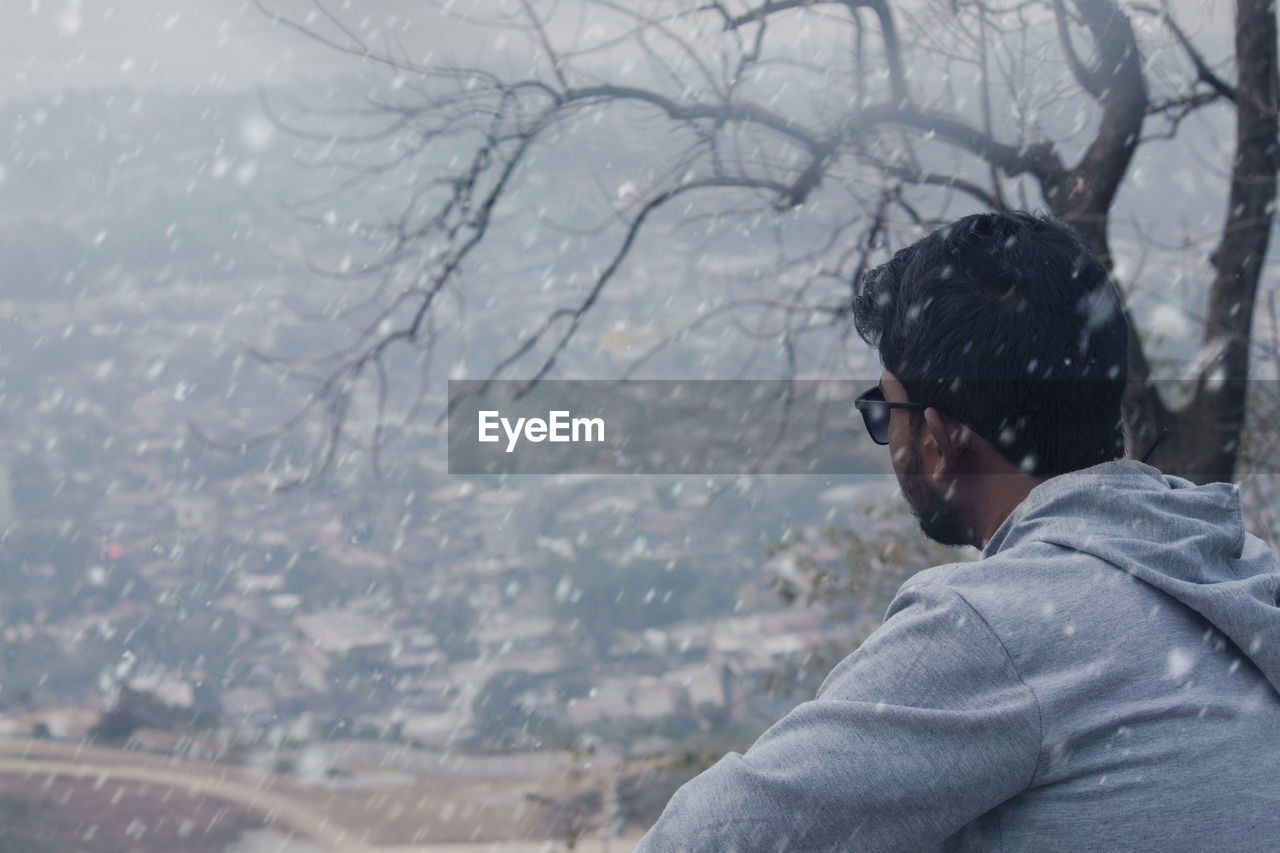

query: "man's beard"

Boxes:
[901, 443, 974, 547]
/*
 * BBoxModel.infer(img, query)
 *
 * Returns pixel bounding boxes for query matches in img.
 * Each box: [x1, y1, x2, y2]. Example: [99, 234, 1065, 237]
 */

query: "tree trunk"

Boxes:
[1127, 0, 1278, 483]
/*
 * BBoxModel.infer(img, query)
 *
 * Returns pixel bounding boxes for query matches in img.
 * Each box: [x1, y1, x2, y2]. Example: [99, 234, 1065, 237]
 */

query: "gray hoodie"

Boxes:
[635, 461, 1280, 851]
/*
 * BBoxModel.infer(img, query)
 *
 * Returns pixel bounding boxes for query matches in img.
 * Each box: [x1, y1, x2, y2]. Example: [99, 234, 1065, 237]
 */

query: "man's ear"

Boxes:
[923, 408, 969, 481]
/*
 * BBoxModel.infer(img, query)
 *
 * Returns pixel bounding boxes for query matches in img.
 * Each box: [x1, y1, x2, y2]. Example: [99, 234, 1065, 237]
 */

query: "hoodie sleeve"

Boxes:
[633, 582, 1042, 852]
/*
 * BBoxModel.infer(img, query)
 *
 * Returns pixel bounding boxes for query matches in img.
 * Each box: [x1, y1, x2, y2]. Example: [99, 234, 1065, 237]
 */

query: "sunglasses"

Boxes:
[853, 385, 929, 445]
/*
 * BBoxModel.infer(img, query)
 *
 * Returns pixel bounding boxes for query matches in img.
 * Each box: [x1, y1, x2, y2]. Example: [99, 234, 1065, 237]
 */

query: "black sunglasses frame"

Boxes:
[854, 385, 928, 445]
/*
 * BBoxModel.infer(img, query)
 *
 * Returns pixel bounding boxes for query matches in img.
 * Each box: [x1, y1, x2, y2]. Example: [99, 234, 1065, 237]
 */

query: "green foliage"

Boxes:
[0, 221, 88, 300]
[89, 686, 220, 744]
[422, 595, 479, 661]
[551, 547, 736, 655]
[471, 669, 556, 747]
[89, 707, 145, 743]
[0, 797, 54, 853]
[6, 453, 55, 520]
[764, 493, 973, 697]
[3, 634, 113, 695]
[132, 607, 245, 676]
[614, 721, 764, 830]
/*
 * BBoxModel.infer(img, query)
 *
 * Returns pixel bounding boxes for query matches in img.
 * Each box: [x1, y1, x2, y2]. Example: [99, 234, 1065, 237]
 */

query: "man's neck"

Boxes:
[975, 474, 1046, 548]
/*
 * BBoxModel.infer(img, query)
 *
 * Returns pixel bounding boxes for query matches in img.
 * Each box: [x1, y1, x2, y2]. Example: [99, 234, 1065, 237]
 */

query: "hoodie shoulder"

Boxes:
[974, 460, 1280, 694]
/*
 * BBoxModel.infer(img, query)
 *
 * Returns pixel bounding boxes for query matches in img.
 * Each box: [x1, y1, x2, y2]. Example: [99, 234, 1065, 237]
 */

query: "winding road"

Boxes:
[0, 738, 641, 852]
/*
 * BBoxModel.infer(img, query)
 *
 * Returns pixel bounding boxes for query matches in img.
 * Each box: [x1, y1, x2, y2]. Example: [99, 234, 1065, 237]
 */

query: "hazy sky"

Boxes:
[0, 0, 501, 103]
[1, 0, 1235, 104]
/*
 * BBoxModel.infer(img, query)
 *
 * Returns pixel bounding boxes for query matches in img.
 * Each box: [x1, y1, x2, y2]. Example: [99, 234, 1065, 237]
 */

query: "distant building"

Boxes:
[126, 674, 195, 709]
[0, 465, 13, 529]
[170, 496, 217, 532]
[294, 609, 395, 657]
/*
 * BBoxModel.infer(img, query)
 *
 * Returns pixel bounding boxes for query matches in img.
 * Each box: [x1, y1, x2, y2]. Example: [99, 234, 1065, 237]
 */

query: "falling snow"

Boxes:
[0, 0, 1274, 848]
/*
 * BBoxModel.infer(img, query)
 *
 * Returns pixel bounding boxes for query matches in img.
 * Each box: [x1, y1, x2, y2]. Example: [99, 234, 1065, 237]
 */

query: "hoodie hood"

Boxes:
[984, 459, 1280, 694]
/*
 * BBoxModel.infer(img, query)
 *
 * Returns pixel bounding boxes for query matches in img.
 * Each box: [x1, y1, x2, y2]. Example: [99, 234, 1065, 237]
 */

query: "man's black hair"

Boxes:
[853, 211, 1129, 476]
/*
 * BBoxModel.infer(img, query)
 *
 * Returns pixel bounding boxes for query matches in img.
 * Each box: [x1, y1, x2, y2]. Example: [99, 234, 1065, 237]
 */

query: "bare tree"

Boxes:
[252, 0, 1277, 484]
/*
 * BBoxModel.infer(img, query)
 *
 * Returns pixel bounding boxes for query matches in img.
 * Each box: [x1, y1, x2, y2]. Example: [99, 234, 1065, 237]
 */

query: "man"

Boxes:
[635, 212, 1280, 850]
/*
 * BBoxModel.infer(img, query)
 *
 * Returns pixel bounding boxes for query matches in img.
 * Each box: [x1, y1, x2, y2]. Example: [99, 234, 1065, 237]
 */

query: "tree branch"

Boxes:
[722, 0, 908, 102]
[1132, 2, 1237, 103]
[1053, 0, 1107, 99]
[849, 103, 1067, 184]
[486, 175, 796, 392]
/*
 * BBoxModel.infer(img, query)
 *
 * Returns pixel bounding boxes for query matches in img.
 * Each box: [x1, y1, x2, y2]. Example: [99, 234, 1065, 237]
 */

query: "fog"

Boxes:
[0, 1, 1272, 850]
